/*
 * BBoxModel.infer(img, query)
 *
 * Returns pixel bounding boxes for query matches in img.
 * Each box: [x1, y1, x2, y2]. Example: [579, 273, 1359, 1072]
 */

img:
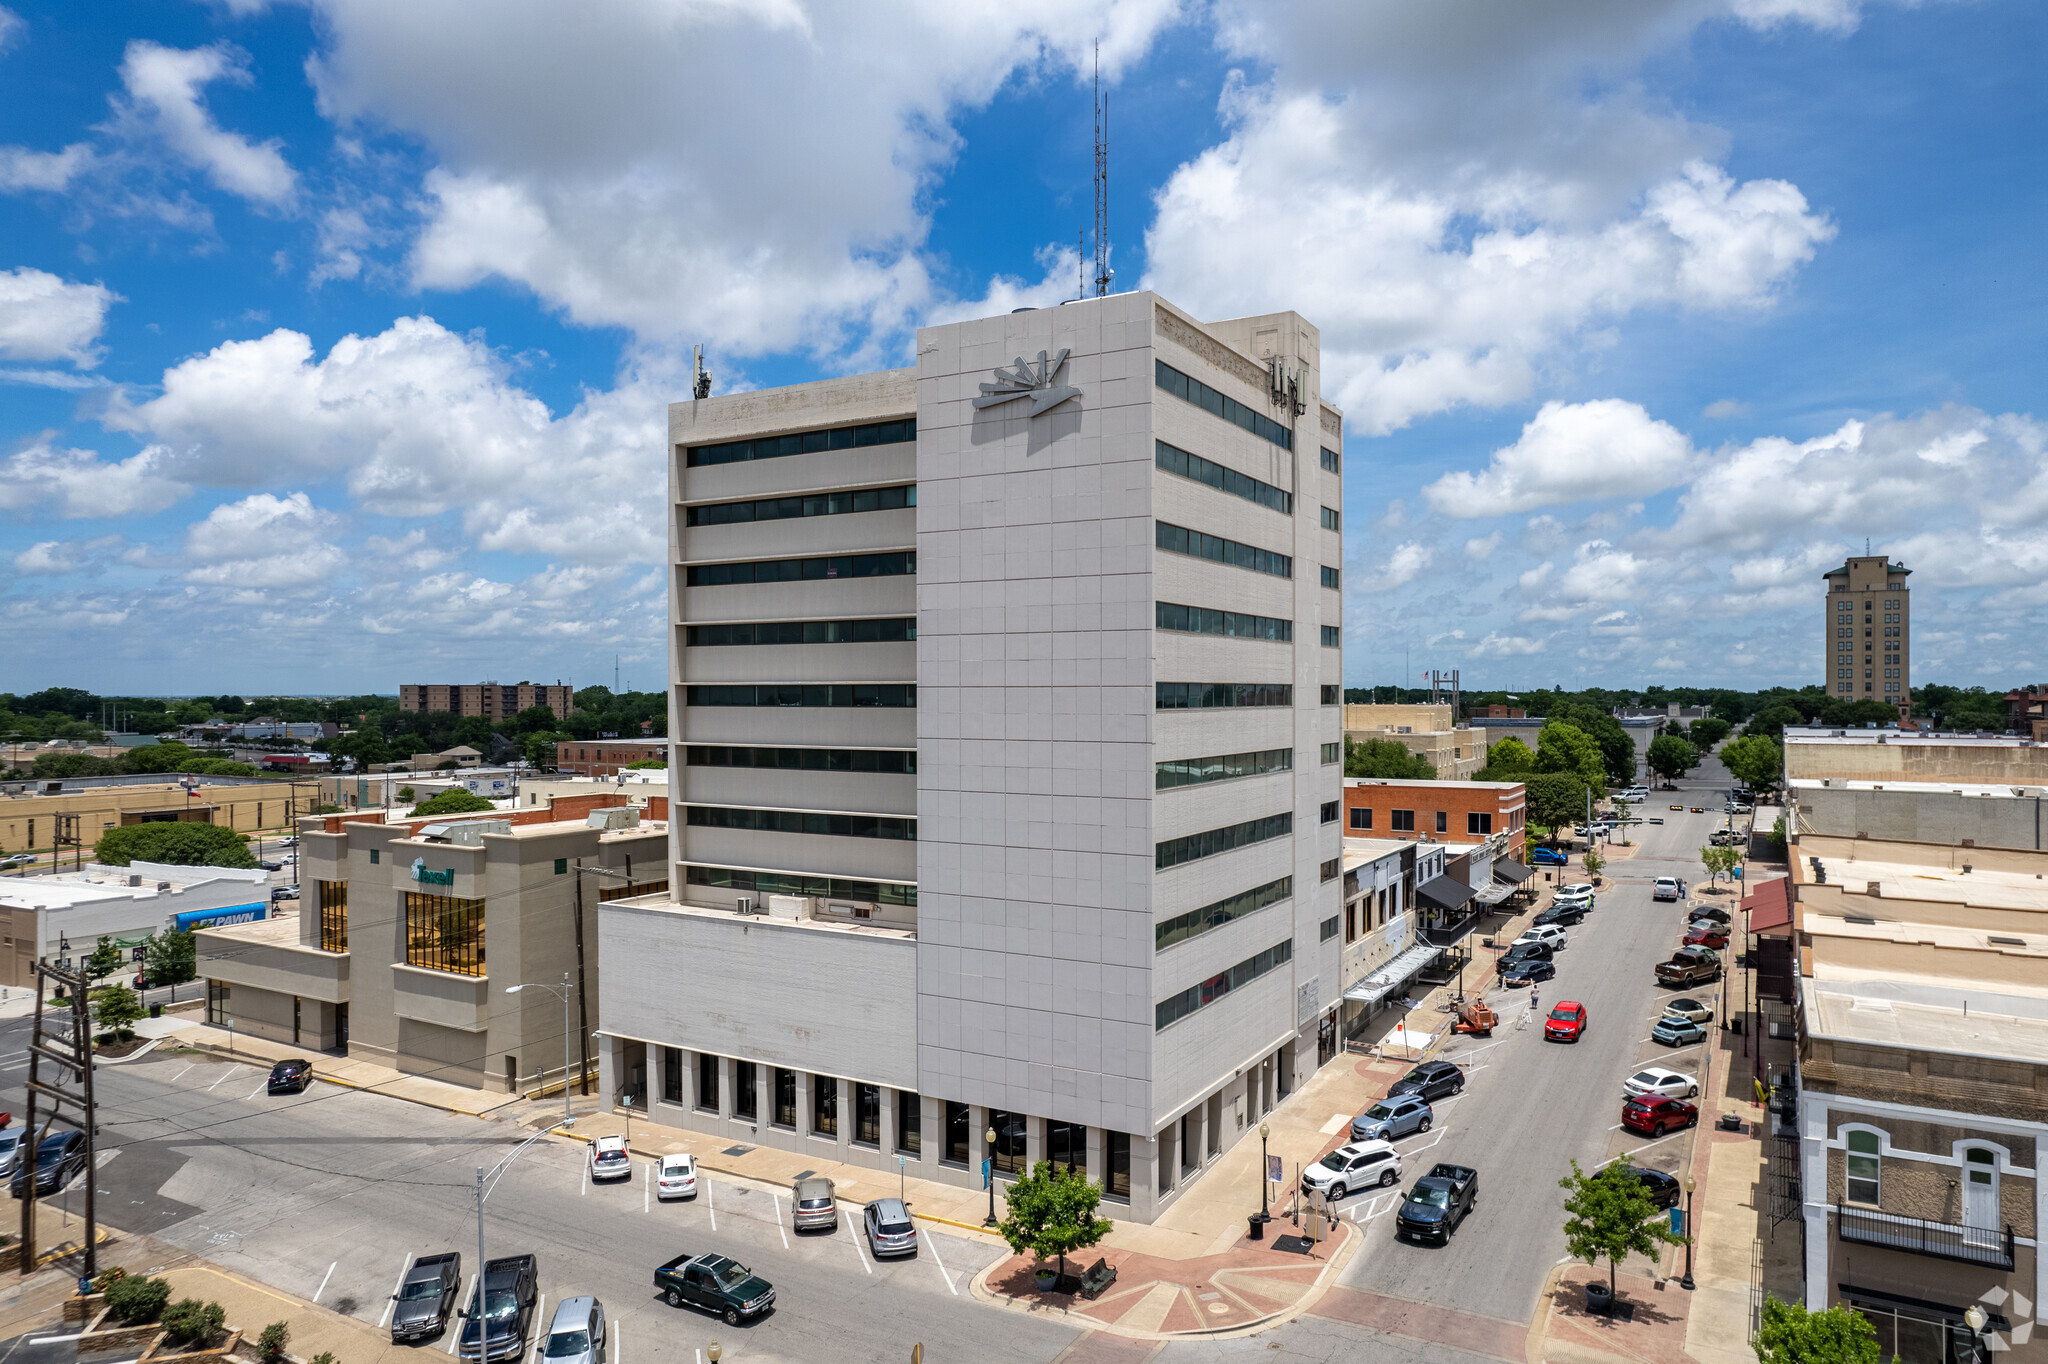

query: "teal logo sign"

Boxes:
[410, 857, 455, 887]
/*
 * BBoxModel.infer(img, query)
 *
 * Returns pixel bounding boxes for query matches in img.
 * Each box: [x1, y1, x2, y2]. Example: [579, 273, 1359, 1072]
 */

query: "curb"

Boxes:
[93, 1038, 164, 1065]
[169, 1039, 504, 1120]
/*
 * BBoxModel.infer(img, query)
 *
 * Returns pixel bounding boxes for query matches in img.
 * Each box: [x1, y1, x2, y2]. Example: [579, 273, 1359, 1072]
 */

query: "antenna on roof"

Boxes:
[1078, 227, 1085, 302]
[1093, 41, 1112, 298]
[692, 345, 711, 401]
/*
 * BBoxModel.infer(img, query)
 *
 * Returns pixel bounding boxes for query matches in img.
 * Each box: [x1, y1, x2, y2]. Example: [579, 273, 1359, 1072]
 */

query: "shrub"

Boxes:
[93, 1265, 129, 1293]
[257, 1320, 290, 1360]
[160, 1298, 226, 1348]
[104, 1274, 171, 1325]
[310, 1353, 337, 1364]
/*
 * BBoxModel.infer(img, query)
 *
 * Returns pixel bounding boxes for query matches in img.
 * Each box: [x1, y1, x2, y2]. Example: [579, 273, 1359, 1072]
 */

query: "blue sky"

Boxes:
[1, 0, 2042, 698]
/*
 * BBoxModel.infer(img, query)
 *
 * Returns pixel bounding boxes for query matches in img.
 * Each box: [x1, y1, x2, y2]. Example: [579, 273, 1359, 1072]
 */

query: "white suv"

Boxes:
[1515, 924, 1568, 951]
[1554, 883, 1595, 908]
[1301, 1140, 1401, 1200]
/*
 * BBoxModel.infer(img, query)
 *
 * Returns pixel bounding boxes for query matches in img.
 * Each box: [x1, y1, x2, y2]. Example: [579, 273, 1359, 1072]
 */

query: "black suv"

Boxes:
[1387, 1060, 1464, 1102]
[1534, 903, 1587, 928]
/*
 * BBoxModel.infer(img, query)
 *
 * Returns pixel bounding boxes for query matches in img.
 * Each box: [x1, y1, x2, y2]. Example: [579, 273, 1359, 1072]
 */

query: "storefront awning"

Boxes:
[1342, 942, 1446, 1005]
[1493, 858, 1533, 884]
[1743, 876, 1793, 936]
[1416, 874, 1474, 912]
[1473, 880, 1516, 905]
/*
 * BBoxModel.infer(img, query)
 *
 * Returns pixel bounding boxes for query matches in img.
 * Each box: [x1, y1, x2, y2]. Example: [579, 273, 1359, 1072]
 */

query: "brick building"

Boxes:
[555, 739, 670, 777]
[1340, 778, 1527, 861]
[399, 681, 573, 723]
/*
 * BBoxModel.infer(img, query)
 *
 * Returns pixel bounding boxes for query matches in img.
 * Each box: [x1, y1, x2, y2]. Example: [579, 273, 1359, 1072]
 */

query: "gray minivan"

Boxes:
[541, 1297, 604, 1364]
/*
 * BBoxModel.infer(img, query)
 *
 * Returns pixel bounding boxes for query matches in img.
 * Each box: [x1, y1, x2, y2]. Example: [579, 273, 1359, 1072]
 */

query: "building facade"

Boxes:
[399, 682, 573, 723]
[1341, 703, 1490, 779]
[0, 864, 267, 988]
[1340, 777, 1526, 860]
[1824, 554, 1912, 718]
[554, 740, 670, 778]
[599, 293, 1345, 1222]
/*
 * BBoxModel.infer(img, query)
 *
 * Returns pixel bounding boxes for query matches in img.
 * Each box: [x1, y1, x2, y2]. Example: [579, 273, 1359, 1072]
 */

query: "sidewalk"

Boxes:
[156, 1015, 527, 1118]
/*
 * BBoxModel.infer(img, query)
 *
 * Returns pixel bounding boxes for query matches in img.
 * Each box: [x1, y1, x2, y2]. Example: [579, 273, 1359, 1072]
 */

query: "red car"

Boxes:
[1683, 926, 1730, 949]
[1543, 1001, 1588, 1042]
[1622, 1094, 1699, 1137]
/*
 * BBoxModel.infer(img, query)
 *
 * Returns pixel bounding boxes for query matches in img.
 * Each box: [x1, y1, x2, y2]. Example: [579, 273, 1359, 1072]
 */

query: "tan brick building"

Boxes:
[398, 681, 573, 723]
[1824, 553, 1911, 719]
[1341, 703, 1489, 779]
[554, 739, 670, 778]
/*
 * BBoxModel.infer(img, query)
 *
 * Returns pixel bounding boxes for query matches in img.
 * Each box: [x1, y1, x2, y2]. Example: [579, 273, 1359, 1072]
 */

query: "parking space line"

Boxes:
[206, 1064, 242, 1092]
[532, 1296, 546, 1357]
[447, 1274, 474, 1354]
[644, 1162, 650, 1215]
[770, 1192, 786, 1249]
[246, 1079, 268, 1100]
[613, 1322, 620, 1364]
[850, 1225, 872, 1275]
[581, 1167, 587, 1197]
[707, 1177, 716, 1231]
[170, 1062, 195, 1083]
[380, 1254, 414, 1328]
[923, 1230, 958, 1295]
[313, 1260, 336, 1303]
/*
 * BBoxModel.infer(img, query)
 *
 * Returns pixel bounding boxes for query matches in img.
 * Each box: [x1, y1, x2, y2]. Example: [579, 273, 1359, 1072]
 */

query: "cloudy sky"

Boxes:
[0, 0, 2041, 697]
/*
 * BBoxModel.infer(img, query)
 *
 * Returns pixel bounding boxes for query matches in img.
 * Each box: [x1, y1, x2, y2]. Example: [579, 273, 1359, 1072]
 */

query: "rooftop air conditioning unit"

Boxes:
[825, 901, 874, 920]
[734, 896, 754, 916]
[766, 894, 809, 921]
[585, 808, 641, 830]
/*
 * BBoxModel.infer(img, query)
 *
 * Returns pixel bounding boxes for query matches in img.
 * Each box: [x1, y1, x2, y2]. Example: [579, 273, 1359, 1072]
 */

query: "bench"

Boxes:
[1078, 1258, 1117, 1300]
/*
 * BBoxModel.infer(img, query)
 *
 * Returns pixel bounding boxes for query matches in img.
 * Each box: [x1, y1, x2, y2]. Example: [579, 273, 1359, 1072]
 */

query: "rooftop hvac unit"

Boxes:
[824, 901, 874, 920]
[585, 807, 641, 830]
[734, 896, 754, 916]
[766, 894, 809, 921]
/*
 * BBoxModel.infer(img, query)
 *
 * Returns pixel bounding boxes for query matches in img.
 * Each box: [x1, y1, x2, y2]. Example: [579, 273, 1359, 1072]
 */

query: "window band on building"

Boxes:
[684, 865, 918, 907]
[1155, 522, 1291, 578]
[1155, 812, 1293, 870]
[1155, 682, 1293, 710]
[687, 418, 916, 467]
[685, 683, 916, 708]
[404, 891, 486, 976]
[685, 484, 915, 526]
[1154, 360, 1293, 449]
[1155, 940, 1293, 1030]
[685, 806, 916, 841]
[1154, 875, 1293, 950]
[1154, 441, 1292, 514]
[1155, 747, 1293, 790]
[1154, 602, 1291, 642]
[684, 745, 916, 774]
[686, 618, 915, 646]
[685, 550, 914, 587]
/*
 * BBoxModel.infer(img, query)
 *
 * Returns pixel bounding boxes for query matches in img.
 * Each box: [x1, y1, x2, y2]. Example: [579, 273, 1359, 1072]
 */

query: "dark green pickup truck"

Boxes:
[653, 1252, 776, 1326]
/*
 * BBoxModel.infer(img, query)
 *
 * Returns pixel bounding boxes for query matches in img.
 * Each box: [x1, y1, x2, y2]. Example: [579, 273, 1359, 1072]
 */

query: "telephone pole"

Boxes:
[19, 960, 98, 1277]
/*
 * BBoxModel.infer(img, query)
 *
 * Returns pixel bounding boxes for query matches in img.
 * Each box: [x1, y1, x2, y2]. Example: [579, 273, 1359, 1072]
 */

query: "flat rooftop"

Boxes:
[193, 913, 302, 946]
[1787, 730, 2040, 747]
[1790, 777, 2048, 798]
[0, 872, 252, 910]
[1808, 852, 2048, 913]
[1343, 838, 1413, 867]
[1343, 778, 1524, 793]
[1804, 975, 2048, 1066]
[604, 892, 913, 941]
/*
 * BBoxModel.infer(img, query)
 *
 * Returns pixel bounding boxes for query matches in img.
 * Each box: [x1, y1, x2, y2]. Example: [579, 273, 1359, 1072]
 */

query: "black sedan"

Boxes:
[10, 1130, 87, 1197]
[1626, 1165, 1682, 1209]
[268, 1059, 313, 1094]
[1534, 903, 1587, 928]
[1501, 958, 1556, 986]
[1386, 1060, 1465, 1102]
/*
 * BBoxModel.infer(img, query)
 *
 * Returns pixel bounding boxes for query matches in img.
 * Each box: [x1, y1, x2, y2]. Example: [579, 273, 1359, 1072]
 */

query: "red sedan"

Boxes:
[1684, 926, 1730, 949]
[1622, 1094, 1699, 1137]
[1543, 1001, 1588, 1043]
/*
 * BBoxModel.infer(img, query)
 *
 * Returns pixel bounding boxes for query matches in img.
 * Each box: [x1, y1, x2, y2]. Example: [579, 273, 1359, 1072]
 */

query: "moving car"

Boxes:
[654, 1253, 775, 1326]
[390, 1253, 461, 1344]
[792, 1175, 837, 1231]
[655, 1153, 698, 1200]
[1626, 1165, 1682, 1209]
[862, 1197, 918, 1258]
[1394, 1163, 1478, 1244]
[1663, 997, 1714, 1023]
[1622, 1094, 1699, 1137]
[456, 1254, 538, 1363]
[1709, 829, 1742, 846]
[1301, 1140, 1401, 1200]
[540, 1296, 605, 1364]
[267, 1059, 312, 1094]
[1351, 1095, 1433, 1142]
[1653, 877, 1682, 902]
[1650, 1014, 1709, 1046]
[1542, 1001, 1588, 1042]
[1502, 959, 1556, 986]
[1514, 925, 1568, 951]
[1683, 925, 1730, 949]
[1625, 1067, 1700, 1101]
[588, 1135, 631, 1182]
[258, 860, 283, 872]
[10, 1129, 86, 1198]
[1387, 1060, 1465, 1102]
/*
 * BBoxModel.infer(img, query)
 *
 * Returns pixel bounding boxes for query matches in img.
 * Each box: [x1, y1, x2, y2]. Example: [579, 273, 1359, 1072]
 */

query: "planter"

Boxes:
[1584, 1281, 1614, 1316]
[138, 1327, 241, 1364]
[63, 1293, 105, 1324]
[1033, 1268, 1058, 1291]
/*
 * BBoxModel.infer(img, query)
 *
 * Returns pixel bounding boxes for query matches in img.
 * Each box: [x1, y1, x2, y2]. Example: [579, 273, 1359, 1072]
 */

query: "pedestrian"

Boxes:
[1530, 984, 1540, 1013]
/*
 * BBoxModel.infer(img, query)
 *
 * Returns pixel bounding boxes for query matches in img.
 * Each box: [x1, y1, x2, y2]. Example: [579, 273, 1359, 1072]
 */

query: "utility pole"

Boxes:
[19, 960, 97, 1277]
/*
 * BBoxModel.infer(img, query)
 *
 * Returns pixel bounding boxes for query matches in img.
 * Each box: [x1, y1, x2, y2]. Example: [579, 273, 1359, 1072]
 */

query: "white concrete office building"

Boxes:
[599, 293, 1345, 1221]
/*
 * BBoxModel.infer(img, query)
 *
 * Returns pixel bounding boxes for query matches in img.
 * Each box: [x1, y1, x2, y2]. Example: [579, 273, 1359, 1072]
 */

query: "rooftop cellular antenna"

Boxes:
[1093, 41, 1112, 297]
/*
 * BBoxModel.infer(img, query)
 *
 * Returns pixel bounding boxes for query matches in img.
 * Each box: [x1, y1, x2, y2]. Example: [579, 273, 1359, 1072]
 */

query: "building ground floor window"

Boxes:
[944, 1101, 971, 1165]
[854, 1082, 880, 1146]
[735, 1061, 757, 1121]
[896, 1090, 921, 1155]
[812, 1074, 837, 1137]
[662, 1047, 683, 1105]
[696, 1051, 719, 1112]
[1047, 1119, 1084, 1174]
[206, 980, 230, 1025]
[990, 1109, 1026, 1175]
[774, 1067, 796, 1128]
[1103, 1131, 1130, 1201]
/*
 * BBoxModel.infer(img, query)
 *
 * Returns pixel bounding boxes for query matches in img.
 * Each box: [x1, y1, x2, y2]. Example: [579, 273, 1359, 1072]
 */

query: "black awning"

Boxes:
[1416, 873, 1474, 911]
[1493, 858, 1533, 884]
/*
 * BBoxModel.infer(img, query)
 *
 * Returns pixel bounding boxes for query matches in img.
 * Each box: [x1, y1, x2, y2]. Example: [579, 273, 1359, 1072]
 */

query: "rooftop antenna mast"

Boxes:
[691, 345, 711, 401]
[1093, 41, 1112, 297]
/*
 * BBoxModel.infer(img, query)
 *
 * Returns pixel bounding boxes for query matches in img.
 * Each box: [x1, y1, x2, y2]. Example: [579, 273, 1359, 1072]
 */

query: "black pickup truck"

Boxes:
[654, 1252, 777, 1326]
[390, 1252, 460, 1343]
[1395, 1163, 1478, 1244]
[456, 1254, 538, 1362]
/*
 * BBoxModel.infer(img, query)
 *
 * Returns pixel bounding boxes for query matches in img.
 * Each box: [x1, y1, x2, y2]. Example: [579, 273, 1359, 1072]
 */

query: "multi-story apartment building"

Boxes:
[1824, 554, 1912, 718]
[399, 682, 573, 723]
[597, 293, 1345, 1221]
[554, 739, 670, 778]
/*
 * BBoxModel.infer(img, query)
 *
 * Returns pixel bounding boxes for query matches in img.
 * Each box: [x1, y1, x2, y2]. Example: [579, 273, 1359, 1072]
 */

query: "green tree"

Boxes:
[1746, 704, 1807, 743]
[122, 741, 195, 774]
[95, 823, 256, 869]
[1532, 721, 1608, 789]
[626, 758, 667, 770]
[92, 983, 144, 1040]
[1752, 1295, 1881, 1364]
[1486, 736, 1534, 773]
[1768, 815, 1788, 857]
[995, 1159, 1114, 1288]
[1646, 734, 1698, 784]
[84, 935, 125, 983]
[1688, 716, 1732, 749]
[1524, 772, 1590, 833]
[1559, 1158, 1685, 1297]
[1583, 849, 1604, 880]
[257, 1321, 291, 1362]
[1721, 734, 1784, 790]
[1344, 738, 1436, 780]
[1701, 845, 1741, 886]
[410, 789, 497, 817]
[143, 930, 197, 987]
[511, 705, 562, 734]
[523, 730, 564, 770]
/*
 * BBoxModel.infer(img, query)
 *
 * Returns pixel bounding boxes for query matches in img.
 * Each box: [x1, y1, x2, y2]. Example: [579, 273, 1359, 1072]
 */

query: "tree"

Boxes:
[1532, 721, 1608, 790]
[143, 930, 197, 988]
[1721, 734, 1784, 790]
[95, 823, 256, 869]
[1486, 736, 1534, 774]
[511, 705, 562, 734]
[1752, 1295, 1881, 1364]
[1559, 1158, 1684, 1297]
[1768, 815, 1788, 857]
[84, 935, 125, 983]
[92, 984, 144, 1041]
[1523, 772, 1590, 833]
[1345, 738, 1436, 780]
[122, 741, 194, 774]
[996, 1160, 1113, 1288]
[1746, 704, 1807, 743]
[410, 789, 497, 817]
[1646, 734, 1698, 784]
[1688, 717, 1732, 749]
[1701, 845, 1741, 886]
[523, 730, 564, 770]
[626, 758, 667, 770]
[1583, 849, 1604, 880]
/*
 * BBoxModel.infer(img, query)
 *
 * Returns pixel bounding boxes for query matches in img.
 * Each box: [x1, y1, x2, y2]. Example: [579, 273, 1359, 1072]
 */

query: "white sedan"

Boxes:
[1625, 1066, 1700, 1101]
[656, 1152, 698, 1200]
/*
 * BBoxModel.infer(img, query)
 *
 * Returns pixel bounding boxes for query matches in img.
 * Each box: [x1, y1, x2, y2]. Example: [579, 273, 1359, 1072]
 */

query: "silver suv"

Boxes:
[862, 1198, 918, 1257]
[791, 1175, 837, 1232]
[541, 1297, 604, 1364]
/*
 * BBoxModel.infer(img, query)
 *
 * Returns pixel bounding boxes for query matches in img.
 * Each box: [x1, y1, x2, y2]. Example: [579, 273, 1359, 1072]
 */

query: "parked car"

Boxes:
[588, 1135, 631, 1182]
[1301, 1140, 1401, 1200]
[1514, 925, 1568, 952]
[656, 1153, 698, 1200]
[456, 1254, 538, 1363]
[1651, 1014, 1709, 1046]
[1625, 1165, 1682, 1209]
[258, 860, 283, 872]
[862, 1198, 918, 1258]
[269, 885, 300, 901]
[1652, 877, 1682, 901]
[1556, 883, 1596, 904]
[1394, 1163, 1478, 1244]
[1656, 946, 1721, 987]
[540, 1296, 605, 1364]
[0, 1129, 22, 1180]
[1663, 997, 1715, 1023]
[1530, 846, 1570, 865]
[1625, 1067, 1700, 1101]
[390, 1253, 461, 1344]
[1542, 1001, 1588, 1042]
[1495, 943, 1553, 977]
[1683, 925, 1730, 949]
[267, 1059, 313, 1094]
[1533, 902, 1587, 928]
[792, 1175, 837, 1231]
[9, 1130, 85, 1198]
[1351, 1094, 1433, 1143]
[653, 1253, 775, 1326]
[1688, 907, 1732, 927]
[1502, 959, 1556, 986]
[1622, 1094, 1700, 1137]
[1386, 1060, 1465, 1102]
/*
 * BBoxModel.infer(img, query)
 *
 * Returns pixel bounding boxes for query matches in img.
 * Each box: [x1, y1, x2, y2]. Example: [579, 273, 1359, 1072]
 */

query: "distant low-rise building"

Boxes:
[0, 863, 268, 988]
[1341, 703, 1490, 779]
[399, 682, 573, 723]
[554, 740, 669, 778]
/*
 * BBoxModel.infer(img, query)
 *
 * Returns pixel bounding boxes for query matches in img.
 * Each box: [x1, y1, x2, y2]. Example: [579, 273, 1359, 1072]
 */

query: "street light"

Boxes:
[504, 974, 577, 1127]
[471, 1118, 572, 1338]
[1257, 1122, 1272, 1225]
[1964, 1304, 1989, 1360]
[1680, 1172, 1697, 1290]
[984, 1125, 999, 1228]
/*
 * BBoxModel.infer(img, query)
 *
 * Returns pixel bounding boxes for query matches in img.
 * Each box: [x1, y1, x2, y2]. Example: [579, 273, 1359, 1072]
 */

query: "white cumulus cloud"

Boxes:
[0, 436, 189, 518]
[112, 41, 297, 206]
[0, 267, 120, 366]
[1423, 399, 1694, 517]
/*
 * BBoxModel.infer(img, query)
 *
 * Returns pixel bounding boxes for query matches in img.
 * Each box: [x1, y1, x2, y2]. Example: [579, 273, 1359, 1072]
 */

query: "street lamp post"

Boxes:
[504, 974, 576, 1127]
[1965, 1305, 1989, 1362]
[1680, 1172, 1696, 1289]
[1257, 1122, 1272, 1225]
[470, 1120, 571, 1338]
[984, 1125, 998, 1228]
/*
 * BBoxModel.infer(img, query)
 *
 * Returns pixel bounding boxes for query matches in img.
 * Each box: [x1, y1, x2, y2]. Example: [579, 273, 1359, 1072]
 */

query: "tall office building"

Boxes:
[1823, 554, 1911, 720]
[597, 293, 1346, 1221]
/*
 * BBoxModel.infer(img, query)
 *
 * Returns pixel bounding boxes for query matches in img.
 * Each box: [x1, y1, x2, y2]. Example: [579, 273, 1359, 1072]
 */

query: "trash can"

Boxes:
[149, 1003, 162, 1019]
[1248, 1215, 1264, 1241]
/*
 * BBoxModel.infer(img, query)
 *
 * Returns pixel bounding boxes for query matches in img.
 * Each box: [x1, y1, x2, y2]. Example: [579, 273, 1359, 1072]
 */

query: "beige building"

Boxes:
[1825, 553, 1912, 718]
[399, 682, 573, 723]
[198, 800, 666, 1091]
[0, 780, 315, 858]
[1341, 703, 1489, 779]
[1785, 731, 2048, 787]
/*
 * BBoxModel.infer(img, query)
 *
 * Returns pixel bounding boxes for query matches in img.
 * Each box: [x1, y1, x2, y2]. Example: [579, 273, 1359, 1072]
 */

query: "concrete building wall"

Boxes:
[1787, 739, 2048, 787]
[1793, 784, 2047, 851]
[1823, 554, 1911, 717]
